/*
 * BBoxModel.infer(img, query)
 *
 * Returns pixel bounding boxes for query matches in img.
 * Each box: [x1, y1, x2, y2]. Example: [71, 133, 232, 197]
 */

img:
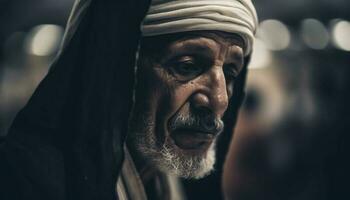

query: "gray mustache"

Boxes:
[169, 112, 224, 135]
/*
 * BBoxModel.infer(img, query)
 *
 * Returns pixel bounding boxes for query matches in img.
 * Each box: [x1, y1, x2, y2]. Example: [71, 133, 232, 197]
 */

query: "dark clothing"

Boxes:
[0, 0, 150, 199]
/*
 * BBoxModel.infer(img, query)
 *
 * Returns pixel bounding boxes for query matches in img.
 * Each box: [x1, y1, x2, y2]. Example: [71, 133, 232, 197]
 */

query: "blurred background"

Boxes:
[0, 0, 349, 200]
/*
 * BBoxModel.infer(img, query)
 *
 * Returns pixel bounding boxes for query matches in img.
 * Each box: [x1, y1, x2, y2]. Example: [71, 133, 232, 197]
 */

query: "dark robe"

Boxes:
[0, 0, 150, 199]
[0, 0, 249, 199]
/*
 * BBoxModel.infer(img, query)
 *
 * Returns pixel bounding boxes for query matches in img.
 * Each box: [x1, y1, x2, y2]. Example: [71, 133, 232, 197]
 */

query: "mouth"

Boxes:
[170, 128, 216, 151]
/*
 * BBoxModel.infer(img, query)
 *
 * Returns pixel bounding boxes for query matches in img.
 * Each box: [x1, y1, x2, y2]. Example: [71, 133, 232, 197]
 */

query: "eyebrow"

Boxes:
[227, 46, 244, 65]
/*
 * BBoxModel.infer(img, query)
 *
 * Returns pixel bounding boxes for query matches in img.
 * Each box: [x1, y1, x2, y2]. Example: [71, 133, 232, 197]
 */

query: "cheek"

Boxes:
[153, 69, 196, 120]
[171, 84, 195, 111]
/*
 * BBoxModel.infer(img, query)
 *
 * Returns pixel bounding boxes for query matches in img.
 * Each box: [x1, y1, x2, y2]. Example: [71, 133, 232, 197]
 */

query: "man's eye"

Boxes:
[168, 57, 204, 81]
[224, 67, 238, 82]
[176, 61, 201, 75]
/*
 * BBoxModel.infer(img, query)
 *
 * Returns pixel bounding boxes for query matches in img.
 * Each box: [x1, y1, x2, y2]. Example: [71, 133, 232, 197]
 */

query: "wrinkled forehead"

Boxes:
[139, 30, 244, 58]
[177, 31, 245, 49]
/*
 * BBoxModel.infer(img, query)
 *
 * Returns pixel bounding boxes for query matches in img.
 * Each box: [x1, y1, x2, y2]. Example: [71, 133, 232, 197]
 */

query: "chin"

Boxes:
[160, 136, 217, 179]
[128, 111, 217, 179]
[134, 130, 217, 179]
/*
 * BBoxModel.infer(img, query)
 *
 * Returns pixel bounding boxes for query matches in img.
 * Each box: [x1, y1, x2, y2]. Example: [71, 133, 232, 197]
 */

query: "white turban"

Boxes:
[141, 0, 258, 56]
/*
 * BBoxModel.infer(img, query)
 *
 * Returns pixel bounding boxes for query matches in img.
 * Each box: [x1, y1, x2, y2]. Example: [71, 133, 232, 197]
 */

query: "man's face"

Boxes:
[128, 31, 244, 179]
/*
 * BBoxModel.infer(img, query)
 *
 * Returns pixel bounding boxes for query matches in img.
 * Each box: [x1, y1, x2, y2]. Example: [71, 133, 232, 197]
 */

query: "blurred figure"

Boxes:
[222, 22, 350, 200]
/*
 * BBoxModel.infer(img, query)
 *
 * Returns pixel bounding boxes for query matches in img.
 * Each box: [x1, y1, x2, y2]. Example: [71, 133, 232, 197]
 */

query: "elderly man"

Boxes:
[0, 0, 257, 200]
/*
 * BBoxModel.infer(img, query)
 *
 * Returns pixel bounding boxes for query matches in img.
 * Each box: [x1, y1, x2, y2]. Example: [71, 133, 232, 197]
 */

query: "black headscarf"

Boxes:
[0, 0, 150, 199]
[0, 0, 249, 199]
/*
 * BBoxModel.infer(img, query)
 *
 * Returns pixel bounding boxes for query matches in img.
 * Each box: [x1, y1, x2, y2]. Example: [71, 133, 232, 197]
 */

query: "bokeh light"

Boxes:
[300, 18, 329, 49]
[25, 24, 64, 56]
[258, 19, 291, 51]
[331, 20, 350, 51]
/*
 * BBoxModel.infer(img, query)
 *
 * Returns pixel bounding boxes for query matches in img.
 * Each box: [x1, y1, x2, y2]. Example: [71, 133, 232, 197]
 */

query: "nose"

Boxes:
[192, 68, 229, 117]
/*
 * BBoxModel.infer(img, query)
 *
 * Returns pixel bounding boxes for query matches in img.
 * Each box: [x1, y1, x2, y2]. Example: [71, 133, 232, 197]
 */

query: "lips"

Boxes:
[170, 129, 215, 150]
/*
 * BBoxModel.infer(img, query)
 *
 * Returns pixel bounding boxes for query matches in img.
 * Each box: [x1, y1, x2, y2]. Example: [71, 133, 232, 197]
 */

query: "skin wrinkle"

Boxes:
[127, 31, 244, 180]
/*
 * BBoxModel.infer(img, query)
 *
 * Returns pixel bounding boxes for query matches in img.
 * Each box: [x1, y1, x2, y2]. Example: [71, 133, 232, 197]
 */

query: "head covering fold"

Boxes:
[142, 0, 258, 55]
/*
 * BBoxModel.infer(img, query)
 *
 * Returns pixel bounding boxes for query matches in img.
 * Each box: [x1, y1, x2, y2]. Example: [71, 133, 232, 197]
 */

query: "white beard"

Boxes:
[128, 112, 216, 179]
